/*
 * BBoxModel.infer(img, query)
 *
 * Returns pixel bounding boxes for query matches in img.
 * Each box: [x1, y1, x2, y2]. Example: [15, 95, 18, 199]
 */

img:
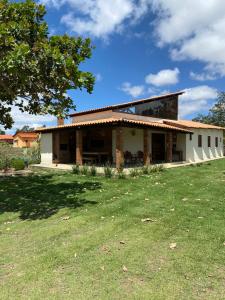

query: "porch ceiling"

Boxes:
[35, 117, 192, 134]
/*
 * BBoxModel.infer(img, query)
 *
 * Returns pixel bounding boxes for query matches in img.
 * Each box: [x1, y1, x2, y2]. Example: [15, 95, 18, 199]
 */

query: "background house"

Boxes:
[13, 132, 39, 148]
[0, 134, 14, 144]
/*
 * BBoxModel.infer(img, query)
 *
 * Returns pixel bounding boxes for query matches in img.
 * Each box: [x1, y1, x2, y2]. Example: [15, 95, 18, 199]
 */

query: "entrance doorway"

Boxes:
[152, 133, 165, 162]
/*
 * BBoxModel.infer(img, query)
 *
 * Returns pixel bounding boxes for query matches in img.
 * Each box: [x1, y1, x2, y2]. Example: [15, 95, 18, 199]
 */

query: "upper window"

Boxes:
[215, 137, 218, 147]
[198, 135, 202, 147]
[114, 96, 178, 120]
[189, 133, 192, 141]
[208, 136, 211, 147]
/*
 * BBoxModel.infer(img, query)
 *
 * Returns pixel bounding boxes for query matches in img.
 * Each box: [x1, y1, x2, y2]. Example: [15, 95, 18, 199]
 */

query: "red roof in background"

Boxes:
[13, 132, 38, 139]
[0, 134, 13, 140]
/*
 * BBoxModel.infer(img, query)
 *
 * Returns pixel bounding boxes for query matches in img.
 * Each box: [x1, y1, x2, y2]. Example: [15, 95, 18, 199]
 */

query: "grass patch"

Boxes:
[1, 159, 225, 299]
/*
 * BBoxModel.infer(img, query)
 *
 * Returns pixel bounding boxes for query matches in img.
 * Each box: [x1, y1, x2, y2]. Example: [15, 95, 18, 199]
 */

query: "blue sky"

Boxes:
[4, 0, 225, 133]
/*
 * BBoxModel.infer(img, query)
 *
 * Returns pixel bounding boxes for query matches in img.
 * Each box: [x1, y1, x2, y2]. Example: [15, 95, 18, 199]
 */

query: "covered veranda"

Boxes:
[37, 118, 191, 169]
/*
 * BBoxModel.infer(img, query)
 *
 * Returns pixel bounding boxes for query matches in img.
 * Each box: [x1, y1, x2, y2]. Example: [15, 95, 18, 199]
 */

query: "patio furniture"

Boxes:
[172, 150, 183, 162]
[124, 151, 133, 165]
[137, 151, 144, 164]
[83, 151, 109, 165]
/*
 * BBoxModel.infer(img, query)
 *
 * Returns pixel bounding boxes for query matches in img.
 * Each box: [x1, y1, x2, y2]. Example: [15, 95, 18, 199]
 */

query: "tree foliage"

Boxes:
[0, 0, 95, 129]
[16, 125, 34, 133]
[193, 92, 225, 127]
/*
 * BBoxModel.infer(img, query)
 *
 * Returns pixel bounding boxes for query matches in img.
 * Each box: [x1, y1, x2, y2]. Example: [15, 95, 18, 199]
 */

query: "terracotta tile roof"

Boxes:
[0, 134, 13, 140]
[69, 91, 184, 117]
[36, 117, 191, 133]
[163, 120, 225, 130]
[13, 132, 38, 139]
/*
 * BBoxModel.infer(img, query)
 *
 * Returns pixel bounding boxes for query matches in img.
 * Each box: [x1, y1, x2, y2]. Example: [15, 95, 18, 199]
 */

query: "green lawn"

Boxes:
[1, 160, 225, 299]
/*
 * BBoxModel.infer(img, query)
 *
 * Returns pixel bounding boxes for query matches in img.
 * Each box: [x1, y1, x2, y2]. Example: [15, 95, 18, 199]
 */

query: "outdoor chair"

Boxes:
[137, 151, 144, 164]
[124, 151, 133, 165]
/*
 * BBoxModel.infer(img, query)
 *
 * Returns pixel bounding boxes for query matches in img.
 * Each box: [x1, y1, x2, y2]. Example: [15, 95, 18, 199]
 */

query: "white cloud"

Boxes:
[179, 85, 217, 118]
[190, 71, 217, 81]
[1, 105, 56, 134]
[41, 0, 151, 39]
[145, 68, 180, 86]
[41, 0, 225, 78]
[120, 82, 145, 97]
[151, 0, 225, 77]
[60, 0, 134, 39]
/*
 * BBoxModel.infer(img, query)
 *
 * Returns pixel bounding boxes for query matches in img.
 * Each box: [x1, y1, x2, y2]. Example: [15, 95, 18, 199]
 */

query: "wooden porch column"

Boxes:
[143, 129, 150, 165]
[76, 129, 83, 165]
[166, 131, 173, 162]
[115, 127, 124, 169]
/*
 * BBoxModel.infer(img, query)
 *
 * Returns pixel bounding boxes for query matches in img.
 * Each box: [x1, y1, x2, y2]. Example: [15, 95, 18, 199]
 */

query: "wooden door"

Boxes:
[152, 133, 165, 162]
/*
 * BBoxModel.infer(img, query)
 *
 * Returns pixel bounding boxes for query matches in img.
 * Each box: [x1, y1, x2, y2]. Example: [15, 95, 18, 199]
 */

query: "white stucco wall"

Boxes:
[185, 129, 224, 162]
[176, 133, 186, 161]
[112, 128, 145, 163]
[111, 127, 224, 164]
[40, 133, 53, 164]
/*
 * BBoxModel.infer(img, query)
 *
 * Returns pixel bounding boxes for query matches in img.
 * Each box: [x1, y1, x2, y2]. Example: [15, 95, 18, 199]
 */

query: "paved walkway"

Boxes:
[31, 157, 224, 174]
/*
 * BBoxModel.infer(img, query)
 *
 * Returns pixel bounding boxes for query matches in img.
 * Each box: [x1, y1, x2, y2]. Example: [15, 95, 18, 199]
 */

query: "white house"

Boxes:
[36, 91, 224, 168]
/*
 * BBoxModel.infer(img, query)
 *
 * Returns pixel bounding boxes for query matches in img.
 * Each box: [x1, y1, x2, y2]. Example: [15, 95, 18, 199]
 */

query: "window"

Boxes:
[198, 135, 202, 147]
[215, 137, 218, 147]
[208, 136, 211, 147]
[114, 96, 178, 120]
[189, 133, 192, 141]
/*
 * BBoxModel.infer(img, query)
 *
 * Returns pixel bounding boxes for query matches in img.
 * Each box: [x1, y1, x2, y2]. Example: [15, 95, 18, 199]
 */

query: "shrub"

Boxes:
[90, 165, 97, 176]
[104, 166, 114, 178]
[72, 164, 80, 174]
[0, 159, 3, 170]
[156, 164, 164, 172]
[11, 158, 25, 171]
[0, 158, 11, 171]
[24, 142, 41, 164]
[129, 168, 139, 177]
[196, 163, 203, 167]
[141, 166, 150, 175]
[149, 164, 165, 173]
[80, 165, 89, 175]
[117, 167, 126, 179]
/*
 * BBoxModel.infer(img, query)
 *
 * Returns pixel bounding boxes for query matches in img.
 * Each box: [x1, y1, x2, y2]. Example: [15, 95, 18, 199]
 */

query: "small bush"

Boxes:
[129, 168, 139, 177]
[90, 165, 97, 176]
[11, 158, 25, 171]
[149, 164, 164, 173]
[72, 164, 80, 174]
[80, 165, 89, 175]
[142, 166, 150, 175]
[117, 167, 126, 179]
[196, 163, 203, 167]
[156, 164, 164, 172]
[104, 166, 114, 178]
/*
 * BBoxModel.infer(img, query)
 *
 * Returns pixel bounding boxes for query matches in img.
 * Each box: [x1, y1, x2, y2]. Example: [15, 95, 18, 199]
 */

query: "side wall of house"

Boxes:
[176, 133, 186, 161]
[185, 129, 223, 162]
[40, 133, 53, 164]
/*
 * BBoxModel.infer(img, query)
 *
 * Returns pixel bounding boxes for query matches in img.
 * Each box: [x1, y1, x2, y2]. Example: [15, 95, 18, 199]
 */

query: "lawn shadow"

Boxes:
[0, 173, 101, 220]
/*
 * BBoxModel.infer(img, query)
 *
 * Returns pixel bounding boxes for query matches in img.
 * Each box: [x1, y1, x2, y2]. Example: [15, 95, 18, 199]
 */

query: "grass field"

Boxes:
[1, 159, 225, 299]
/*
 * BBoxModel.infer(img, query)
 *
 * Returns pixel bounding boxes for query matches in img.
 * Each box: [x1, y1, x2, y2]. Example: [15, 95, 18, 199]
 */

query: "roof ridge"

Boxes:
[69, 91, 184, 117]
